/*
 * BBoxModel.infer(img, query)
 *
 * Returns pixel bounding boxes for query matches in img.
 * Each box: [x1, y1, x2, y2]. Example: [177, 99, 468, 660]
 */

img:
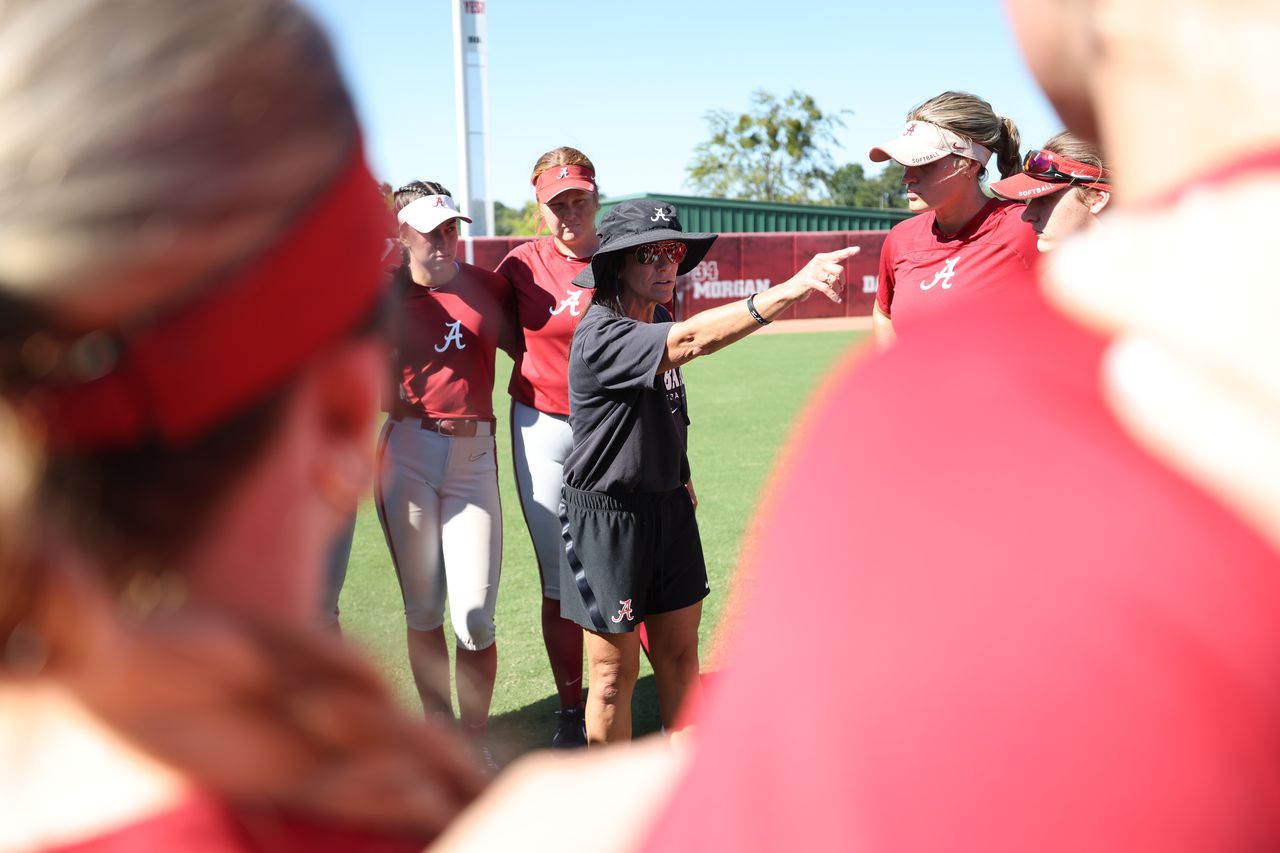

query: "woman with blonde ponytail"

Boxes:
[867, 91, 1038, 346]
[0, 1, 483, 849]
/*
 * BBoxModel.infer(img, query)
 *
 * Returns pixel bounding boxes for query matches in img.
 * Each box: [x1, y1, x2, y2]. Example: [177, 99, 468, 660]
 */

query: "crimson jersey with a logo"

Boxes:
[876, 198, 1037, 336]
[496, 238, 594, 416]
[645, 282, 1280, 852]
[393, 262, 512, 420]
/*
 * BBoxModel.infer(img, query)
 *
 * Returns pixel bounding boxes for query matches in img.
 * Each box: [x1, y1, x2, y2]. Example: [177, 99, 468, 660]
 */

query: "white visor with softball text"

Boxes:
[869, 121, 993, 167]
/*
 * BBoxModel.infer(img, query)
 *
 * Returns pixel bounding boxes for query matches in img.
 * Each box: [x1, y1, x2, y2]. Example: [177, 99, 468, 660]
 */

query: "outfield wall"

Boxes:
[465, 231, 888, 320]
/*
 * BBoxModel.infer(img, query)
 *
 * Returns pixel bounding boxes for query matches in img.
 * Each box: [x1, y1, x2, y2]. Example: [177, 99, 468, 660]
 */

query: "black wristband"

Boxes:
[746, 293, 770, 326]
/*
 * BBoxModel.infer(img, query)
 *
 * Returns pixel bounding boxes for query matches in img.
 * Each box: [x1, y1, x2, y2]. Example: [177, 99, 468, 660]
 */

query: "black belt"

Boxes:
[394, 414, 494, 437]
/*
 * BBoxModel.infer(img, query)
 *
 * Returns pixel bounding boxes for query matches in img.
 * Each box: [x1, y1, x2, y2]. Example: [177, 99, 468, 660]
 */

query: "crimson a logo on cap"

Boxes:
[904, 123, 917, 136]
[433, 196, 447, 207]
[951, 142, 965, 151]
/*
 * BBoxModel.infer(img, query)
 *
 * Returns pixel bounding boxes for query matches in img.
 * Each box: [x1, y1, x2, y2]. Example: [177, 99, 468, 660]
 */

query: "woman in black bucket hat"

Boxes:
[558, 197, 858, 745]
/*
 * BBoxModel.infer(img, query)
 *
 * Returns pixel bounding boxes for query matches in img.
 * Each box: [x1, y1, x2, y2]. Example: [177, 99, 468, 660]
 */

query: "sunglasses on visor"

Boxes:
[633, 241, 688, 265]
[1022, 149, 1111, 186]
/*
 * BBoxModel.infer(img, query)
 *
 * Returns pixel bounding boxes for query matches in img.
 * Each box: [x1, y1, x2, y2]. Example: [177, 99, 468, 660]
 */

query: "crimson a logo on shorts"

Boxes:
[612, 599, 634, 623]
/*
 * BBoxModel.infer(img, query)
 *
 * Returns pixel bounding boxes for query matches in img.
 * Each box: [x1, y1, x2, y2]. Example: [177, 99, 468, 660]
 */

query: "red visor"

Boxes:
[535, 164, 597, 203]
[32, 145, 391, 450]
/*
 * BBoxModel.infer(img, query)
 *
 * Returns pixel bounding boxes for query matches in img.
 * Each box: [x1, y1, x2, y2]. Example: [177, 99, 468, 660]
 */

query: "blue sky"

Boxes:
[298, 0, 1060, 210]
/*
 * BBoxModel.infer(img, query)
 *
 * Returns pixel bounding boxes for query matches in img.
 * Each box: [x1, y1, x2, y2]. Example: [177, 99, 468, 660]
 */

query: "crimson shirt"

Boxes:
[392, 262, 512, 420]
[876, 198, 1037, 337]
[646, 283, 1280, 852]
[47, 792, 422, 853]
[496, 237, 594, 416]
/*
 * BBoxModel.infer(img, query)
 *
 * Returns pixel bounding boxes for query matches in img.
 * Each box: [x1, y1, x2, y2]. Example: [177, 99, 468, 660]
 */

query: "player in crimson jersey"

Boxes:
[990, 131, 1112, 254]
[495, 147, 600, 748]
[435, 0, 1280, 849]
[869, 91, 1038, 346]
[376, 181, 515, 768]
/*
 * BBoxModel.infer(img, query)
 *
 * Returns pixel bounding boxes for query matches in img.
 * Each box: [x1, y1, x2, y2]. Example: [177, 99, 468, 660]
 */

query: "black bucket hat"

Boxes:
[572, 198, 717, 289]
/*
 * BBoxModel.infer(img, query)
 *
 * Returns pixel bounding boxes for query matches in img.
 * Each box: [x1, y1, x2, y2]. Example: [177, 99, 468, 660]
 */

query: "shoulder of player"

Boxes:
[886, 212, 930, 239]
[984, 200, 1040, 259]
[458, 262, 510, 292]
[494, 238, 542, 278]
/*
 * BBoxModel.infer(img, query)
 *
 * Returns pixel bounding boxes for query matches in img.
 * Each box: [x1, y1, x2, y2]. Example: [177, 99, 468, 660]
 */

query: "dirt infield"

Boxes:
[757, 315, 872, 334]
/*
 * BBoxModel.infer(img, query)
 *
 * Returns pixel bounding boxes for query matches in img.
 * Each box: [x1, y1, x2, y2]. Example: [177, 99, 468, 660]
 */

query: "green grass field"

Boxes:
[338, 328, 864, 761]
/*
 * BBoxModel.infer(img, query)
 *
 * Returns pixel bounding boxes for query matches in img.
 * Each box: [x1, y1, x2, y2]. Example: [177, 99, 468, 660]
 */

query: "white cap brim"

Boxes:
[397, 194, 472, 234]
[869, 139, 953, 167]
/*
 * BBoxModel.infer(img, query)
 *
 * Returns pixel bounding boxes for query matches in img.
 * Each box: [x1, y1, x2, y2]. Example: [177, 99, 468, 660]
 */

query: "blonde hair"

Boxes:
[0, 0, 360, 564]
[529, 145, 597, 187]
[0, 0, 356, 326]
[1042, 130, 1111, 203]
[908, 91, 1022, 180]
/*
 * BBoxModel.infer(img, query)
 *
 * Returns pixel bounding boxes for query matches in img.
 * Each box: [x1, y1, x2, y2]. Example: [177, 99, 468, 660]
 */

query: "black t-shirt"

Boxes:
[563, 304, 690, 494]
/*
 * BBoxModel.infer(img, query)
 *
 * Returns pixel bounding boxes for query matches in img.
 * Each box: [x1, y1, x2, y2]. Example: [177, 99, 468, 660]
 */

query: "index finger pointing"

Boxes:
[819, 246, 862, 263]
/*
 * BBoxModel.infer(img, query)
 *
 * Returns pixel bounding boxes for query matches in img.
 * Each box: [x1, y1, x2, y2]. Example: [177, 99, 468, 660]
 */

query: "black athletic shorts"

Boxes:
[559, 484, 710, 634]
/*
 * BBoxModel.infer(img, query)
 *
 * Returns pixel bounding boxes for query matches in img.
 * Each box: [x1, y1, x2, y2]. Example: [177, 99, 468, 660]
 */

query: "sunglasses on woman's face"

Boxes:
[1022, 149, 1111, 185]
[633, 241, 688, 266]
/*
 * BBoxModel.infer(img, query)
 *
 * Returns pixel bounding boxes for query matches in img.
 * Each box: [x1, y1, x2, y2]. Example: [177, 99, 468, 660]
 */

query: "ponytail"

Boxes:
[908, 91, 1023, 181]
[995, 116, 1023, 179]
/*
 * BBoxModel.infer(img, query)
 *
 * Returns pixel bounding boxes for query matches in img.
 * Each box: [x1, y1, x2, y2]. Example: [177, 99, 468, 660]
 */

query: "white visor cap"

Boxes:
[869, 121, 993, 167]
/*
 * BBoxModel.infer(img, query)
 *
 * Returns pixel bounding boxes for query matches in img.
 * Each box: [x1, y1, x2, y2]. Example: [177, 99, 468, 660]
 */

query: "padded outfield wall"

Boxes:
[467, 230, 888, 320]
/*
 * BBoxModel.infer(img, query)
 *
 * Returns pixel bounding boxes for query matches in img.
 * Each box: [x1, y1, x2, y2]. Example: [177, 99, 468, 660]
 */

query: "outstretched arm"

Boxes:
[658, 246, 860, 372]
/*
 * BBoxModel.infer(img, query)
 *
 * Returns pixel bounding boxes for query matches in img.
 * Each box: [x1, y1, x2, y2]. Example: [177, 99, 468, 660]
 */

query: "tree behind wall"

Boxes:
[825, 162, 909, 209]
[687, 90, 848, 203]
[494, 200, 542, 236]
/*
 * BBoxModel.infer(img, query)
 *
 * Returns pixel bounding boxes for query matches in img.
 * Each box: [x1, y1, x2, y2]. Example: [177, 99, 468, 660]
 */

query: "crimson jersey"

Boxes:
[392, 262, 512, 420]
[47, 792, 422, 853]
[496, 237, 594, 416]
[646, 283, 1280, 851]
[876, 198, 1037, 336]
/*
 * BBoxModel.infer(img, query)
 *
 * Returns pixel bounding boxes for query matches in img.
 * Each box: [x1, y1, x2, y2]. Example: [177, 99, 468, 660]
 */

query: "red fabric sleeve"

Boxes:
[876, 227, 897, 316]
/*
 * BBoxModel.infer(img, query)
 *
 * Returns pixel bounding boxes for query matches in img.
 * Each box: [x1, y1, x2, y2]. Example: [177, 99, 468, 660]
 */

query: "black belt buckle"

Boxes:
[421, 417, 479, 437]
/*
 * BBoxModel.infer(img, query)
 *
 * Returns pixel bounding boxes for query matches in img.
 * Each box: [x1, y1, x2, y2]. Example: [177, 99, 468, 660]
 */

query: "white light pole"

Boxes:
[451, 0, 495, 259]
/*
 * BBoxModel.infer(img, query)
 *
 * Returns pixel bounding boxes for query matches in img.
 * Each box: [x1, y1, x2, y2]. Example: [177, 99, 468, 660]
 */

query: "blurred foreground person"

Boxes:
[0, 1, 482, 850]
[437, 0, 1280, 850]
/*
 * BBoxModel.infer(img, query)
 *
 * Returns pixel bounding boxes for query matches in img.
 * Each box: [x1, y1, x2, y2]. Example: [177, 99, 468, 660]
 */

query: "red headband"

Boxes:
[535, 164, 597, 203]
[32, 145, 390, 450]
